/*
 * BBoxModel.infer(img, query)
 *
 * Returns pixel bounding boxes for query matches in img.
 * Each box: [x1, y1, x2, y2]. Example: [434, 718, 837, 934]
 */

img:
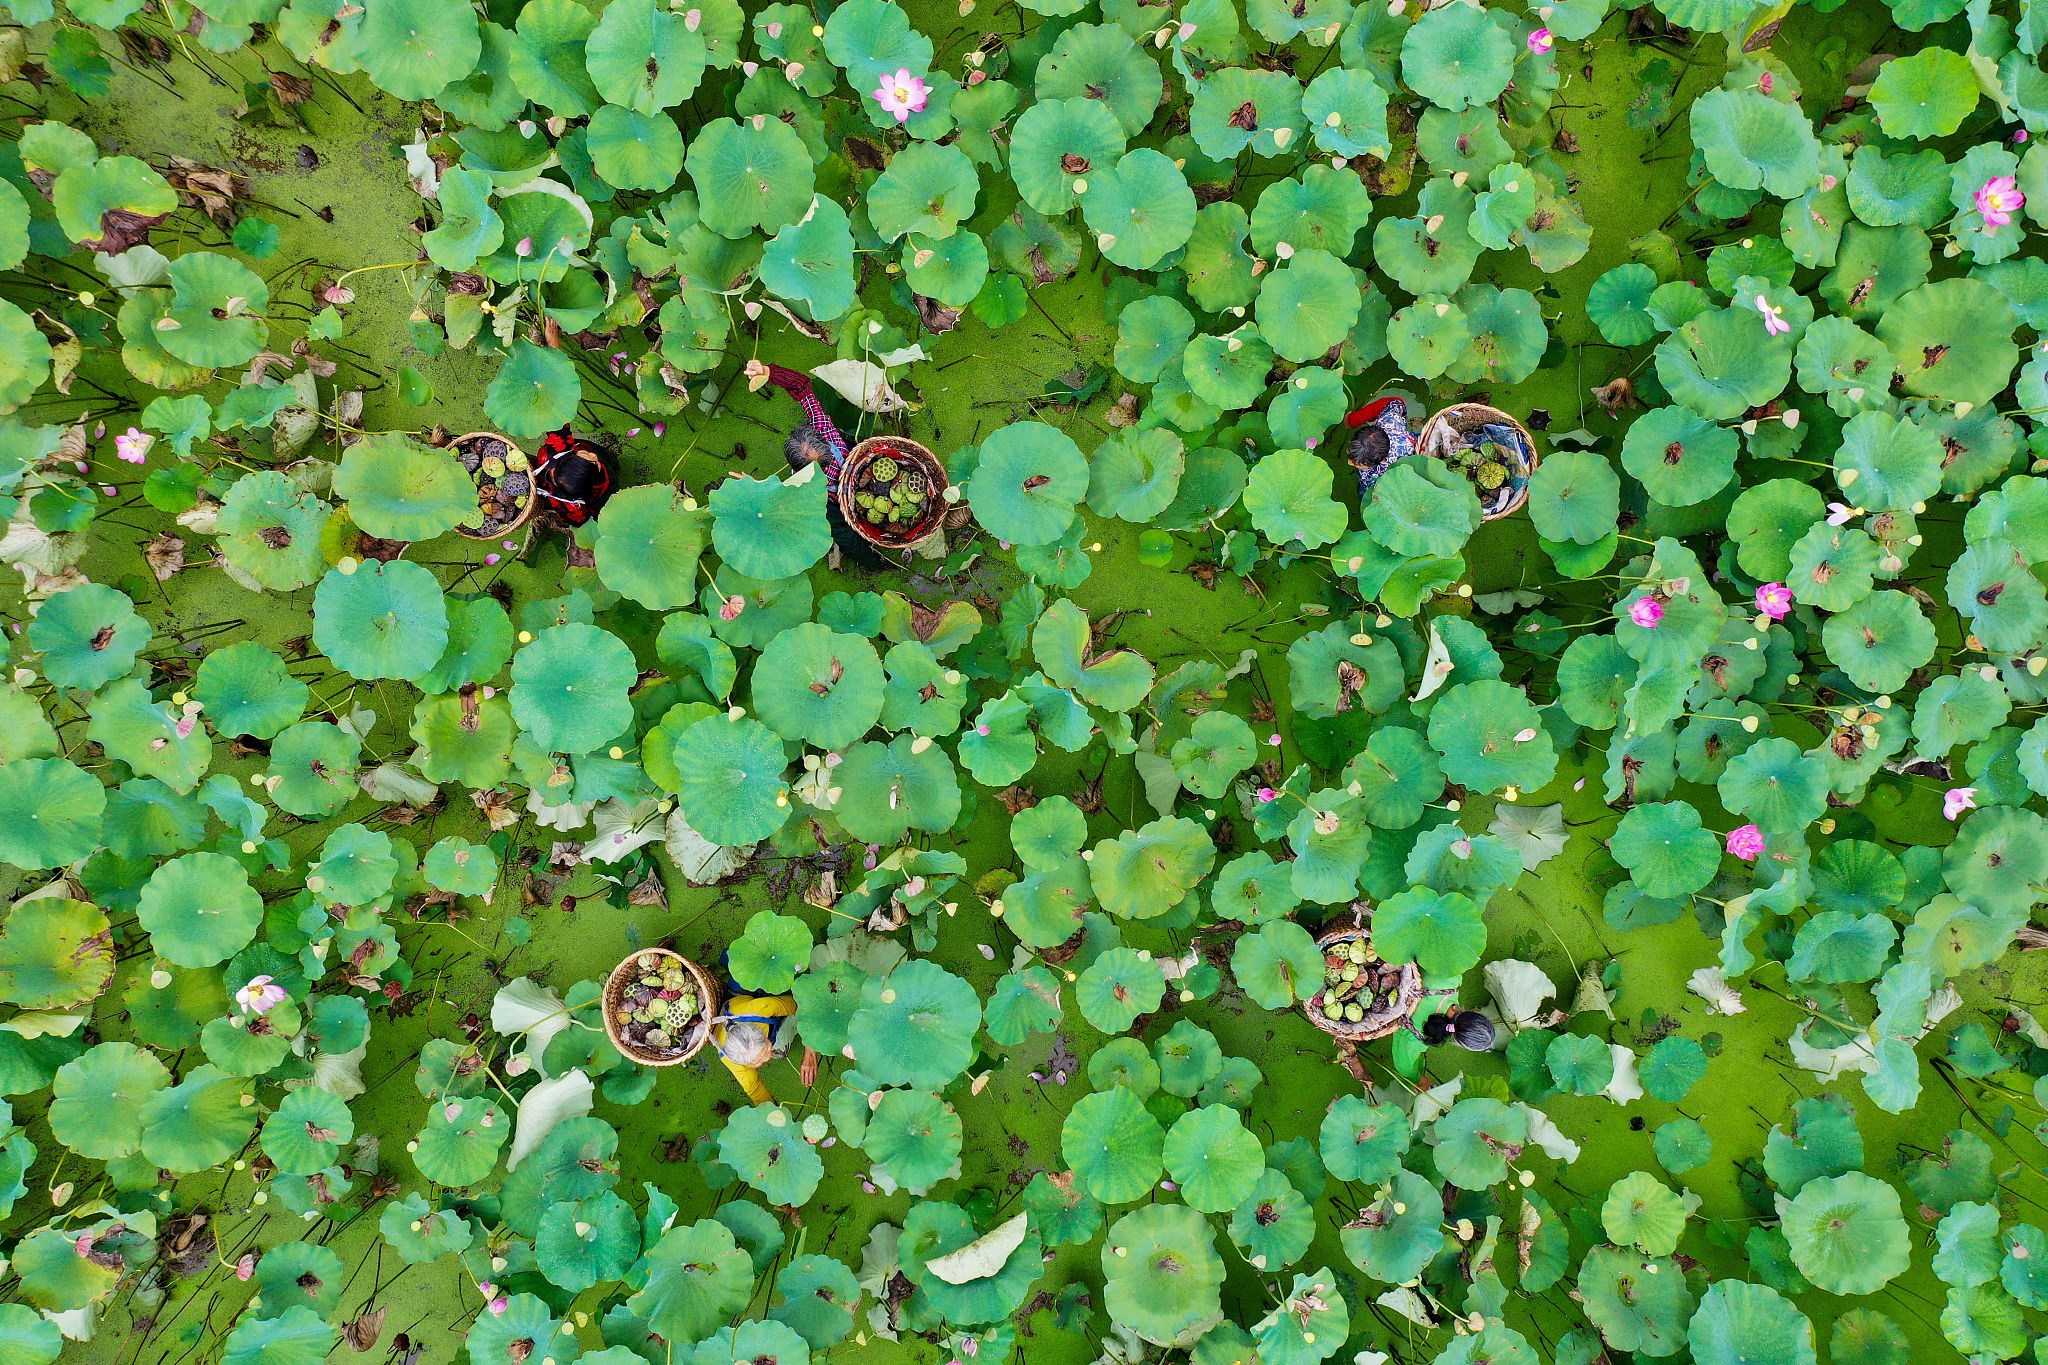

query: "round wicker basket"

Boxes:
[1303, 925, 1424, 1044]
[838, 436, 947, 548]
[451, 431, 537, 541]
[602, 947, 721, 1066]
[1416, 402, 1539, 521]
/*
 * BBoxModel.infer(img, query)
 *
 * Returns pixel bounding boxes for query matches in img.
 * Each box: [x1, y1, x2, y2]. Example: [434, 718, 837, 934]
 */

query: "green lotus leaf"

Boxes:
[1021, 600, 1147, 713]
[1089, 815, 1215, 920]
[1718, 737, 1828, 834]
[1426, 679, 1555, 793]
[1035, 23, 1161, 136]
[1545, 1031, 1615, 1096]
[1654, 1118, 1713, 1176]
[1877, 278, 2017, 408]
[671, 712, 787, 846]
[1257, 250, 1361, 364]
[1303, 67, 1390, 158]
[1447, 283, 1547, 385]
[1083, 148, 1196, 270]
[965, 422, 1089, 545]
[1785, 522, 1878, 612]
[1829, 410, 1940, 512]
[51, 153, 176, 251]
[1103, 1203, 1224, 1347]
[718, 1104, 823, 1206]
[216, 470, 332, 591]
[1943, 807, 2048, 918]
[1011, 796, 1087, 872]
[422, 836, 498, 897]
[0, 894, 111, 1009]
[1947, 538, 2048, 654]
[138, 852, 262, 968]
[1785, 910, 1895, 984]
[1374, 179, 1484, 295]
[1726, 479, 1825, 580]
[1369, 886, 1481, 976]
[0, 298, 49, 413]
[768, 1253, 860, 1349]
[194, 641, 309, 739]
[1011, 96, 1125, 215]
[1189, 66, 1304, 159]
[1076, 947, 1165, 1034]
[1225, 1168, 1314, 1272]
[1231, 920, 1326, 1010]
[1691, 88, 1821, 198]
[1587, 262, 1660, 345]
[759, 197, 856, 321]
[1527, 449, 1621, 546]
[1636, 1035, 1709, 1104]
[1368, 459, 1482, 559]
[1433, 1097, 1528, 1188]
[534, 1191, 639, 1293]
[622, 1223, 749, 1352]
[686, 116, 814, 239]
[1794, 315, 1895, 417]
[1603, 1171, 1689, 1256]
[1914, 671, 2010, 753]
[312, 560, 449, 683]
[847, 959, 978, 1090]
[222, 1306, 335, 1365]
[584, 103, 685, 192]
[958, 691, 1039, 787]
[140, 1063, 255, 1173]
[585, 0, 705, 112]
[410, 1094, 508, 1186]
[1114, 296, 1195, 384]
[267, 722, 361, 819]
[1245, 448, 1348, 550]
[1579, 1245, 1694, 1357]
[86, 680, 210, 794]
[586, 483, 710, 609]
[861, 1087, 961, 1194]
[1061, 1084, 1163, 1204]
[1182, 202, 1258, 311]
[261, 1087, 354, 1177]
[1656, 304, 1791, 421]
[1388, 295, 1473, 380]
[49, 1041, 168, 1160]
[1620, 406, 1737, 508]
[29, 583, 148, 691]
[1341, 1164, 1444, 1283]
[423, 166, 503, 272]
[867, 141, 978, 243]
[835, 735, 960, 844]
[902, 229, 987, 307]
[350, 0, 479, 99]
[11, 1225, 120, 1313]
[410, 691, 514, 788]
[751, 623, 884, 750]
[1184, 325, 1273, 413]
[1611, 801, 1720, 898]
[0, 1305, 60, 1365]
[1164, 1105, 1264, 1213]
[875, 640, 966, 738]
[1817, 225, 1930, 327]
[986, 965, 1064, 1045]
[1169, 711, 1256, 798]
[511, 622, 634, 755]
[157, 251, 269, 369]
[333, 432, 479, 541]
[464, 1295, 578, 1365]
[1402, 3, 1515, 110]
[1319, 1095, 1409, 1184]
[1868, 46, 1977, 138]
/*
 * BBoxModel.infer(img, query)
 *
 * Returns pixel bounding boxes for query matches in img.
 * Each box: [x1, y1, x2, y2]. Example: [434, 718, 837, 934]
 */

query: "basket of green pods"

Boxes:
[1416, 403, 1538, 521]
[838, 436, 947, 548]
[603, 948, 721, 1066]
[451, 431, 536, 540]
[1305, 924, 1424, 1043]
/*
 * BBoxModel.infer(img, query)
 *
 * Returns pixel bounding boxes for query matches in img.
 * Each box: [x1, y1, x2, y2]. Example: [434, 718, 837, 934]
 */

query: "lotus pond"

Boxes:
[0, 1, 2044, 1365]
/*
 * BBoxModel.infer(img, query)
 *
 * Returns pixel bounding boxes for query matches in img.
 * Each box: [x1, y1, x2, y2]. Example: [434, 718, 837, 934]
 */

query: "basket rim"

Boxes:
[1303, 926, 1424, 1043]
[1416, 403, 1537, 522]
[838, 436, 946, 548]
[451, 430, 537, 540]
[603, 947, 720, 1066]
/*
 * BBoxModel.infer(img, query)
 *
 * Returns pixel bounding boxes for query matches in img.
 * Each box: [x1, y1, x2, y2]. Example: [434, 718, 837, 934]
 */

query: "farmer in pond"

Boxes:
[1343, 396, 1419, 499]
[711, 984, 798, 1104]
[531, 425, 621, 526]
[759, 363, 887, 569]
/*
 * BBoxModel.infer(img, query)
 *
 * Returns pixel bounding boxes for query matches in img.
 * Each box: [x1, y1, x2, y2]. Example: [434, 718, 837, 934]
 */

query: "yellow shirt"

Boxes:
[711, 994, 797, 1104]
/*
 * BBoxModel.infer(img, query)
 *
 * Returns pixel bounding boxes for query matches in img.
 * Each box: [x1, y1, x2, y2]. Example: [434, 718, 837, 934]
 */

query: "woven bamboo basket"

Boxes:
[602, 947, 721, 1066]
[1416, 402, 1539, 521]
[1304, 924, 1424, 1044]
[838, 435, 947, 548]
[451, 431, 537, 541]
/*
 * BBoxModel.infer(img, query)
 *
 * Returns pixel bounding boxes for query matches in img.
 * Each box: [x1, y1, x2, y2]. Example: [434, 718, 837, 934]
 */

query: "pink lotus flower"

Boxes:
[1754, 294, 1790, 337]
[1256, 787, 1277, 803]
[1527, 27, 1553, 53]
[1628, 598, 1665, 628]
[235, 974, 288, 1015]
[514, 236, 533, 257]
[1943, 787, 1977, 821]
[1826, 502, 1857, 527]
[115, 427, 153, 464]
[1976, 175, 2024, 228]
[873, 68, 931, 123]
[235, 1253, 256, 1281]
[1725, 824, 1765, 861]
[719, 594, 746, 621]
[1755, 582, 1792, 620]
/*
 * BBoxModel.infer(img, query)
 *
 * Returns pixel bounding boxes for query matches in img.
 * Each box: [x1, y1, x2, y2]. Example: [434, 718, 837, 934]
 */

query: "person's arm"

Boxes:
[765, 364, 848, 476]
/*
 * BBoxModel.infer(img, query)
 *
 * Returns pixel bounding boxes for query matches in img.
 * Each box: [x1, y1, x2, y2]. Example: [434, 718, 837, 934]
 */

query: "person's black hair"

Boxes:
[543, 453, 606, 502]
[785, 426, 837, 471]
[1419, 1010, 1496, 1051]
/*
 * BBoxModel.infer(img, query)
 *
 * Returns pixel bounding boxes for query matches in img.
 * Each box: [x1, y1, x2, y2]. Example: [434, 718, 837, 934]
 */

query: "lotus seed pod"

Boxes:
[871, 456, 900, 482]
[1344, 1003, 1365, 1023]
[645, 1028, 670, 1048]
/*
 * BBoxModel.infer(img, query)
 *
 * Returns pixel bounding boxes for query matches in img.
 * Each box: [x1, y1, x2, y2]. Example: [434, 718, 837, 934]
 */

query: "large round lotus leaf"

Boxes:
[769, 1253, 860, 1349]
[411, 1094, 508, 1186]
[586, 103, 685, 191]
[216, 470, 332, 591]
[1256, 250, 1361, 364]
[1691, 88, 1821, 197]
[312, 560, 449, 683]
[49, 1041, 168, 1160]
[1184, 325, 1273, 413]
[333, 433, 479, 542]
[1090, 816, 1215, 920]
[1035, 23, 1161, 136]
[965, 421, 1088, 546]
[687, 116, 816, 239]
[585, 0, 705, 112]
[986, 965, 1064, 1045]
[1656, 305, 1791, 421]
[821, 0, 933, 96]
[261, 1086, 354, 1177]
[709, 472, 831, 580]
[1366, 460, 1481, 559]
[848, 959, 979, 1089]
[464, 1295, 578, 1365]
[1914, 672, 2010, 754]
[1341, 1165, 1443, 1283]
[1182, 202, 1258, 312]
[751, 623, 883, 749]
[898, 1203, 1042, 1326]
[0, 895, 111, 1009]
[1833, 410, 1941, 512]
[0, 299, 48, 412]
[1587, 263, 1660, 346]
[1388, 294, 1474, 380]
[221, 1305, 336, 1365]
[85, 680, 209, 795]
[1447, 283, 1547, 385]
[1688, 1280, 1817, 1365]
[1847, 144, 1949, 228]
[1401, 3, 1514, 110]
[1578, 1245, 1694, 1356]
[902, 229, 987, 307]
[158, 252, 269, 369]
[1231, 920, 1326, 1009]
[1374, 181, 1484, 295]
[352, 0, 480, 99]
[1061, 1085, 1162, 1203]
[1527, 449, 1621, 546]
[510, 622, 634, 754]
[1717, 736, 1828, 834]
[867, 141, 978, 242]
[1082, 148, 1195, 270]
[29, 582, 148, 691]
[1795, 316, 1897, 416]
[1074, 947, 1163, 1035]
[1819, 225, 1931, 325]
[138, 852, 262, 968]
[1947, 539, 2048, 654]
[1011, 96, 1125, 215]
[0, 1304, 61, 1365]
[1727, 479, 1826, 580]
[1227, 1168, 1314, 1271]
[1943, 807, 2048, 918]
[1877, 278, 2017, 408]
[1102, 1203, 1224, 1347]
[591, 484, 710, 609]
[761, 198, 856, 322]
[194, 641, 309, 740]
[535, 1192, 639, 1293]
[1114, 296, 1195, 384]
[671, 712, 788, 846]
[141, 1063, 255, 1173]
[863, 1088, 962, 1194]
[1320, 1095, 1410, 1183]
[1426, 679, 1555, 793]
[1189, 66, 1304, 159]
[1245, 448, 1347, 550]
[1169, 710, 1256, 799]
[1611, 801, 1720, 898]
[1373, 887, 1484, 975]
[1303, 66, 1391, 158]
[1433, 1096, 1528, 1188]
[485, 336, 583, 442]
[1621, 406, 1737, 508]
[12, 1224, 120, 1314]
[1868, 46, 1977, 138]
[412, 688, 516, 791]
[1601, 1171, 1688, 1255]
[1785, 521, 1878, 613]
[1164, 1105, 1264, 1213]
[50, 153, 174, 251]
[1556, 637, 1634, 730]
[267, 722, 362, 820]
[719, 1104, 823, 1206]
[834, 735, 960, 843]
[1087, 427, 1184, 524]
